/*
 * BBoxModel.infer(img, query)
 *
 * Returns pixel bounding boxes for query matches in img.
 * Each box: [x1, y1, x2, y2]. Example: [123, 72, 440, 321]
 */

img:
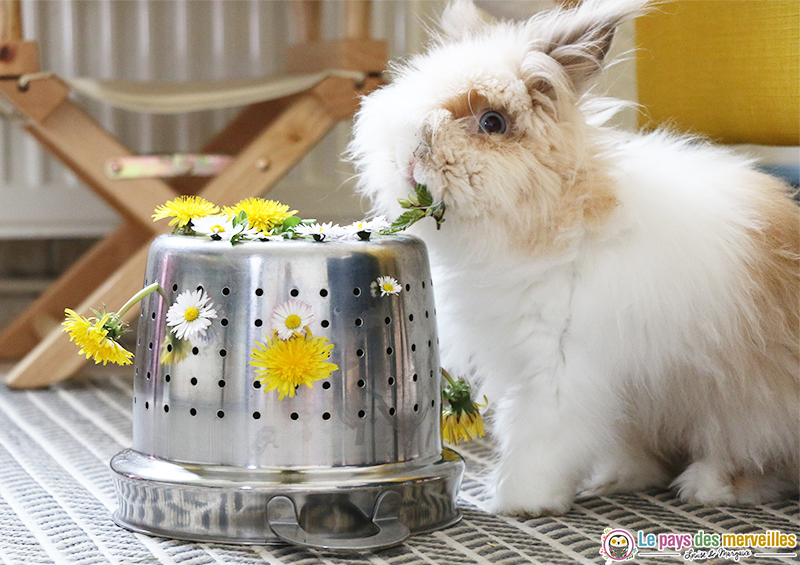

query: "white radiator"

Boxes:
[0, 0, 568, 239]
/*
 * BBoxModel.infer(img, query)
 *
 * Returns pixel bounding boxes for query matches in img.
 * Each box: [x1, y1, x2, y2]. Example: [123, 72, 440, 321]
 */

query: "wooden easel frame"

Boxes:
[0, 0, 386, 388]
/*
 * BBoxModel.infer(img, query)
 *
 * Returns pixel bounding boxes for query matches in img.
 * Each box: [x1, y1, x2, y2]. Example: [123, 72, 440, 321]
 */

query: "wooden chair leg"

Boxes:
[0, 221, 151, 359]
[4, 74, 378, 389]
[168, 95, 299, 196]
[5, 243, 153, 389]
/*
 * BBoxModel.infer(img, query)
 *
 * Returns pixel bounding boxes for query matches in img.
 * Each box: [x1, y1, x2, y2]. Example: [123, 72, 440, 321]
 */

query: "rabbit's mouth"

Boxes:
[405, 158, 418, 190]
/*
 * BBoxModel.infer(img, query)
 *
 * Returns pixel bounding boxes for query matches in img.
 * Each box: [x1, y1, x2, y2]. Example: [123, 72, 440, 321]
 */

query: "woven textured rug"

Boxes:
[0, 366, 797, 565]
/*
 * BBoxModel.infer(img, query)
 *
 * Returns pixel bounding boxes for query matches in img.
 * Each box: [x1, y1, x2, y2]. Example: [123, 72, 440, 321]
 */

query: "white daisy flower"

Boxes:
[192, 214, 244, 241]
[371, 276, 402, 297]
[271, 299, 315, 340]
[344, 216, 390, 240]
[166, 289, 218, 340]
[295, 222, 346, 242]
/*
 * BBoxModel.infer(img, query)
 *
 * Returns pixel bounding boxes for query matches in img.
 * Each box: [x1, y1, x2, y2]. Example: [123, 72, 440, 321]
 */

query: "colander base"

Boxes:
[111, 448, 464, 547]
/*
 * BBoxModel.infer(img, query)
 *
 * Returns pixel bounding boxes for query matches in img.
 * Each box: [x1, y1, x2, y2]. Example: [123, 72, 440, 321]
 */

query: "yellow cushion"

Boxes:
[636, 0, 799, 146]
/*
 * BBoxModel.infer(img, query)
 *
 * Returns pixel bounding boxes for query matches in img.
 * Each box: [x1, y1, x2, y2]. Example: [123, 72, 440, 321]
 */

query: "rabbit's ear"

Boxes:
[525, 0, 649, 96]
[439, 0, 489, 41]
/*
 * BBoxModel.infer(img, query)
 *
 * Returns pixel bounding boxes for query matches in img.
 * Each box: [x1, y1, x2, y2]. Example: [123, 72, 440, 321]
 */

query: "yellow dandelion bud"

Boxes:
[160, 333, 192, 365]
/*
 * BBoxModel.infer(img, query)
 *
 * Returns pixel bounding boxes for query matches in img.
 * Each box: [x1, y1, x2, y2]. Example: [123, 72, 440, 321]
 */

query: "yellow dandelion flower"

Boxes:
[440, 369, 486, 445]
[152, 196, 220, 228]
[441, 407, 485, 445]
[224, 198, 297, 234]
[250, 330, 338, 400]
[62, 309, 133, 366]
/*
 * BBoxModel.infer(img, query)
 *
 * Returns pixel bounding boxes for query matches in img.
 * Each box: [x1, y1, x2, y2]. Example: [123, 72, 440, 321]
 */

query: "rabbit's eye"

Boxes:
[479, 111, 507, 135]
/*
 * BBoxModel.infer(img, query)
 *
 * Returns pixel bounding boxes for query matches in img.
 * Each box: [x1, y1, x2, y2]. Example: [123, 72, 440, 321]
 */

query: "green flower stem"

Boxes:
[116, 282, 166, 319]
[441, 368, 457, 388]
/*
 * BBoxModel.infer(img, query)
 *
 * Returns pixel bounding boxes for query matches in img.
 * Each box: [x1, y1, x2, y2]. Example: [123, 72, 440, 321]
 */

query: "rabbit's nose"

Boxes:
[406, 157, 417, 186]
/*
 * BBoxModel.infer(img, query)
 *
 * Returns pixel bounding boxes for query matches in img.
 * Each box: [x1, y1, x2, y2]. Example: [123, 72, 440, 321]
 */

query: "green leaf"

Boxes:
[387, 209, 425, 233]
[281, 216, 303, 229]
[415, 183, 434, 207]
[234, 210, 248, 227]
[390, 184, 446, 233]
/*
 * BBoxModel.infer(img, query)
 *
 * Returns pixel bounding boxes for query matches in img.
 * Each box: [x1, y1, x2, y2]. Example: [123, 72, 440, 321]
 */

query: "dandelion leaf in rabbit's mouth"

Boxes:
[384, 184, 446, 233]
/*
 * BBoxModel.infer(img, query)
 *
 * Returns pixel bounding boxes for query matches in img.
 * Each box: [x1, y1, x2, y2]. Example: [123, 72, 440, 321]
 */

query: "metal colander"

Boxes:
[110, 234, 464, 550]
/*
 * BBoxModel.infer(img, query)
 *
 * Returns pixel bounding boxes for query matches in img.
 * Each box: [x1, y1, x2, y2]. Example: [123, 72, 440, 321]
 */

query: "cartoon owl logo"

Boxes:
[600, 528, 637, 563]
[608, 534, 630, 559]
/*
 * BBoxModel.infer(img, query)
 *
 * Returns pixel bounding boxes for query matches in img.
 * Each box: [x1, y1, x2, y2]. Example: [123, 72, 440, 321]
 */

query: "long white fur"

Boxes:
[349, 0, 799, 515]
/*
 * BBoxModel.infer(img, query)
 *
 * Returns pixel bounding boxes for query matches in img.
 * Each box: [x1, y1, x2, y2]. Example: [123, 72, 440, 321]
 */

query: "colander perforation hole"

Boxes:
[255, 288, 263, 296]
[166, 344, 173, 353]
[358, 410, 366, 419]
[413, 373, 418, 382]
[192, 347, 199, 355]
[190, 408, 197, 416]
[357, 379, 365, 388]
[320, 289, 328, 297]
[148, 342, 154, 350]
[322, 381, 331, 390]
[191, 377, 198, 386]
[219, 349, 227, 357]
[422, 281, 426, 289]
[164, 405, 169, 413]
[253, 412, 261, 419]
[145, 401, 149, 410]
[353, 287, 361, 297]
[146, 372, 151, 380]
[151, 312, 156, 320]
[356, 348, 365, 357]
[252, 381, 261, 389]
[290, 412, 299, 420]
[388, 377, 395, 386]
[254, 319, 262, 327]
[389, 407, 396, 416]
[405, 284, 411, 291]
[172, 283, 178, 292]
[354, 318, 363, 327]
[196, 285, 204, 292]
[321, 320, 330, 328]
[386, 347, 394, 355]
[290, 289, 299, 297]
[165, 374, 170, 383]
[217, 410, 225, 419]
[411, 344, 416, 351]
[221, 318, 229, 327]
[322, 412, 331, 421]
[414, 404, 419, 412]
[218, 380, 226, 388]
[431, 400, 436, 407]
[409, 314, 414, 322]
[222, 287, 230, 296]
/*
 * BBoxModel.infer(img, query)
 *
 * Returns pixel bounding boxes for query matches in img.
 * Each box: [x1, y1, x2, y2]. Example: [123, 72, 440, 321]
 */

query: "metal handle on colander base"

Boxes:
[267, 491, 410, 552]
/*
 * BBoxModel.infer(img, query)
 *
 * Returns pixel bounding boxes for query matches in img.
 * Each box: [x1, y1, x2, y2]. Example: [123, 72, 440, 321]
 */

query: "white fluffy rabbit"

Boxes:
[349, 0, 799, 515]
